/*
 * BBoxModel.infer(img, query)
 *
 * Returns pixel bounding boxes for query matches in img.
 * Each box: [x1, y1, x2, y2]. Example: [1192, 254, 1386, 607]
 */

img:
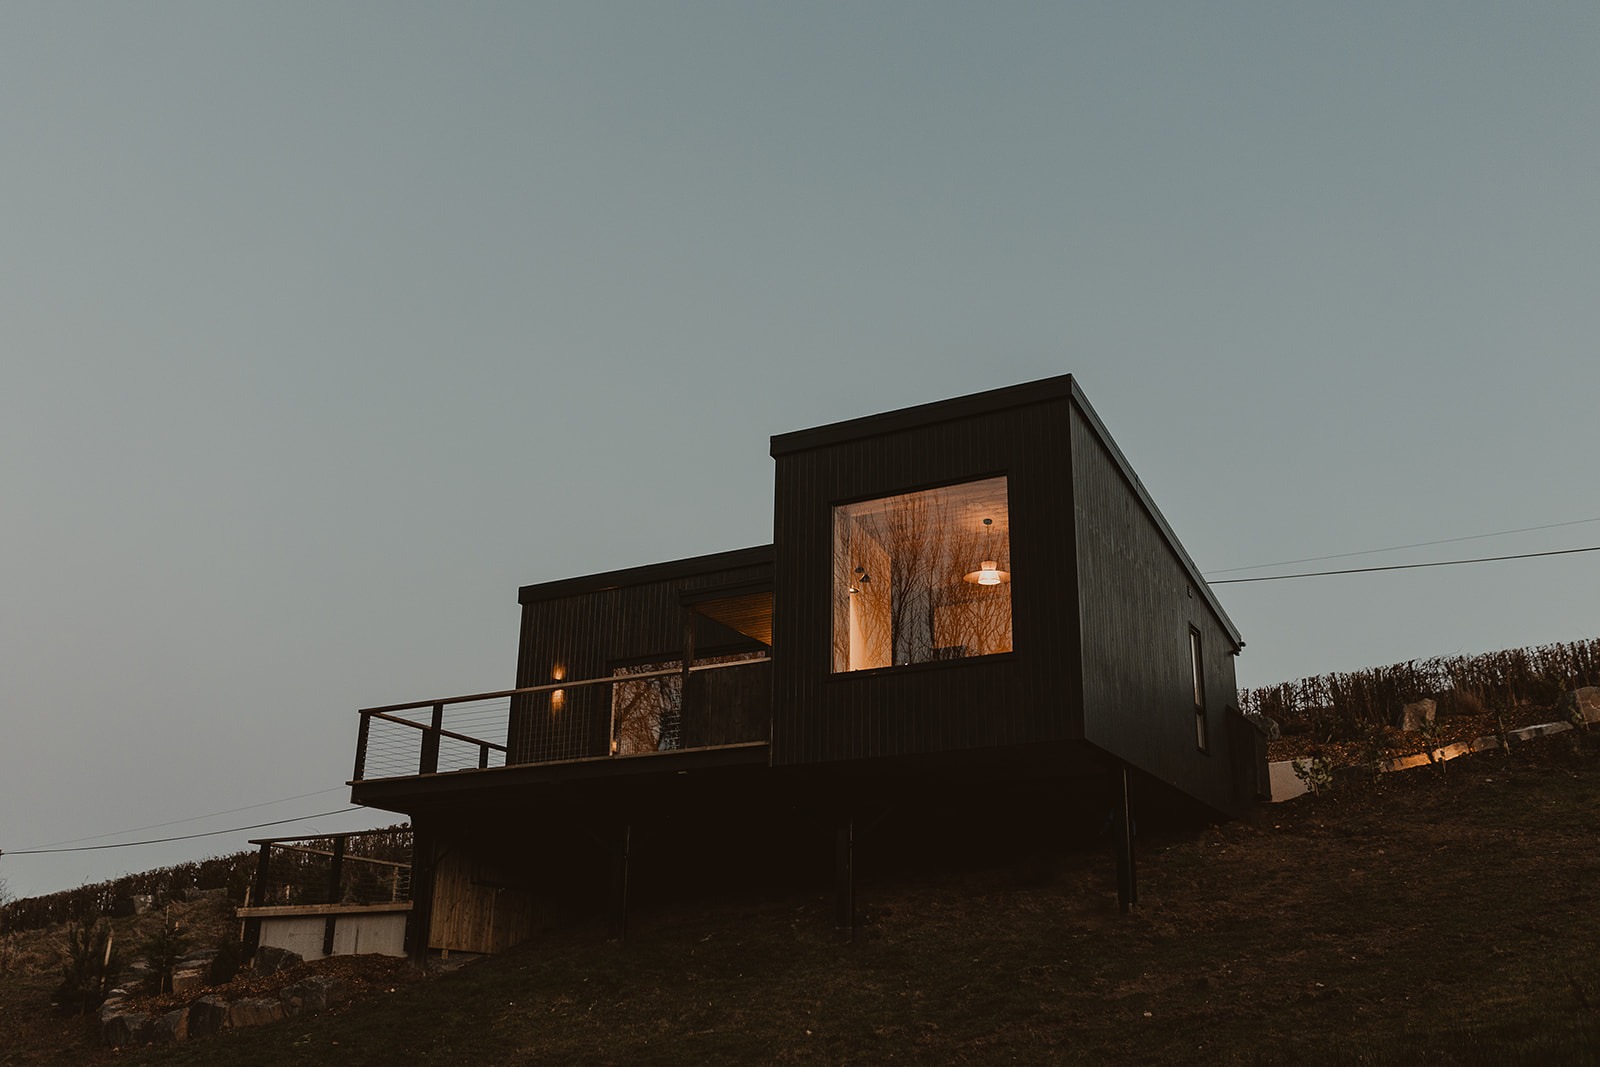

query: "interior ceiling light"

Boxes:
[964, 518, 1011, 586]
[848, 566, 871, 594]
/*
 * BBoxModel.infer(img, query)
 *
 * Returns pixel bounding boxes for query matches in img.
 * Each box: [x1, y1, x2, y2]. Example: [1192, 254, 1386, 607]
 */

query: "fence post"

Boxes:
[420, 703, 443, 775]
[244, 842, 271, 960]
[322, 835, 346, 955]
[353, 712, 371, 781]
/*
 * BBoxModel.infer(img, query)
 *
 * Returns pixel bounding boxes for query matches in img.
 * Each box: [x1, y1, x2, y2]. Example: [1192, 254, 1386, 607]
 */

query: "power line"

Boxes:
[0, 807, 366, 857]
[24, 787, 351, 850]
[1206, 516, 1600, 576]
[1209, 543, 1600, 585]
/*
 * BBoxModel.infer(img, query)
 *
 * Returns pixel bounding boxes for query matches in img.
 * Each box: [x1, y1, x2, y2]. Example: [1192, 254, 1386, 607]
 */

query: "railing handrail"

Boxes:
[249, 828, 414, 845]
[253, 842, 412, 868]
[363, 709, 510, 752]
[357, 655, 772, 716]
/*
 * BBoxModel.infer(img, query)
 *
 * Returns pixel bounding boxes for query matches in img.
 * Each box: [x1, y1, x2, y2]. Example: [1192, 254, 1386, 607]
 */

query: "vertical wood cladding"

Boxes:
[770, 394, 1084, 766]
[507, 554, 772, 764]
[1071, 401, 1243, 813]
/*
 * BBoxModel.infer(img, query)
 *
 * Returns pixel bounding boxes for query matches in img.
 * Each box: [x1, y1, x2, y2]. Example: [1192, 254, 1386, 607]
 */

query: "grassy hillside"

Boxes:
[5, 731, 1598, 1066]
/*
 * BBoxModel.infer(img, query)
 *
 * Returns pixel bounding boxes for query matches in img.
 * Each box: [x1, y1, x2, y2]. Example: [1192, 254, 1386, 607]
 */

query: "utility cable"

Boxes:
[1206, 516, 1600, 575]
[0, 807, 367, 857]
[23, 787, 352, 850]
[1208, 543, 1600, 585]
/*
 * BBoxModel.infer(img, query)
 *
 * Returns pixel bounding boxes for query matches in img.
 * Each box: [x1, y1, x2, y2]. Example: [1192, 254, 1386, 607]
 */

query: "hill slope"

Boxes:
[4, 733, 1597, 1066]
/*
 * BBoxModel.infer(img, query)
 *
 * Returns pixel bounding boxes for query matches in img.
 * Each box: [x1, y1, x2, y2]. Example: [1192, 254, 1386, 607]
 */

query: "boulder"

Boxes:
[172, 950, 216, 993]
[1563, 687, 1600, 725]
[102, 1011, 152, 1048]
[150, 1007, 188, 1044]
[97, 998, 128, 1027]
[281, 974, 352, 1015]
[253, 944, 303, 976]
[228, 997, 286, 1028]
[1400, 699, 1436, 732]
[186, 996, 229, 1037]
[172, 967, 209, 994]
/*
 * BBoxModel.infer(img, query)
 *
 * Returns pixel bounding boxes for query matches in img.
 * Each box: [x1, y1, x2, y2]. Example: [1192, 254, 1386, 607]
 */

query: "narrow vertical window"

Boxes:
[1190, 628, 1208, 752]
[831, 477, 1012, 672]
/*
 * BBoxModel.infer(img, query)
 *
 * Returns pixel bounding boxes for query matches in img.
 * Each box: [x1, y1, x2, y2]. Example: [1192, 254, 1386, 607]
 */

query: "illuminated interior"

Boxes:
[831, 476, 1013, 672]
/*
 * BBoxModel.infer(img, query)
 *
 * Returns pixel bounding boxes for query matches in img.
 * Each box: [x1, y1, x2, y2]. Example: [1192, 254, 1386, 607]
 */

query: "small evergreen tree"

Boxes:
[55, 919, 118, 1013]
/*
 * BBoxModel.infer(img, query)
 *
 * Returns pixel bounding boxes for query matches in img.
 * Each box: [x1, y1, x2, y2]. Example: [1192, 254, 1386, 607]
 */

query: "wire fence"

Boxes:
[358, 698, 513, 780]
[250, 828, 412, 908]
[353, 656, 772, 781]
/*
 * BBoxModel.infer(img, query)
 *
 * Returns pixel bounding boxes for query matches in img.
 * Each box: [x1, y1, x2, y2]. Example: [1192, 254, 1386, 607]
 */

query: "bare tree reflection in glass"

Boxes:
[832, 477, 1012, 673]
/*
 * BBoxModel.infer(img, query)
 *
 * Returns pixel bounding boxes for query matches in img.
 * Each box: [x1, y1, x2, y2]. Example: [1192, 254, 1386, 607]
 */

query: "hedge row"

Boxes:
[0, 852, 257, 934]
[1238, 637, 1600, 742]
[2, 825, 412, 934]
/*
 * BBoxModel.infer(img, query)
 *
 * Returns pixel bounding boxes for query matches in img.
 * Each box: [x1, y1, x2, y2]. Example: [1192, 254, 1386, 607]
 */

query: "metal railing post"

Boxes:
[420, 703, 443, 775]
[353, 712, 371, 781]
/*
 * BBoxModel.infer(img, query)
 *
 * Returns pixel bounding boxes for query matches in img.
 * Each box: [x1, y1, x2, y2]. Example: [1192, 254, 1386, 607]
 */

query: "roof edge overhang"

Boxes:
[769, 374, 1079, 456]
[767, 372, 1242, 651]
[1068, 386, 1244, 650]
[518, 544, 774, 604]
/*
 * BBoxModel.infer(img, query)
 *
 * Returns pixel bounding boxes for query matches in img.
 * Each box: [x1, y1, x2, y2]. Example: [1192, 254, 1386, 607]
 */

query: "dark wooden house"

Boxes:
[345, 375, 1263, 958]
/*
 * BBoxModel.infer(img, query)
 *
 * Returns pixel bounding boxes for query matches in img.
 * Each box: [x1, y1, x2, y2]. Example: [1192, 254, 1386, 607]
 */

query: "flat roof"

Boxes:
[769, 373, 1242, 649]
[770, 374, 1078, 456]
[518, 545, 774, 604]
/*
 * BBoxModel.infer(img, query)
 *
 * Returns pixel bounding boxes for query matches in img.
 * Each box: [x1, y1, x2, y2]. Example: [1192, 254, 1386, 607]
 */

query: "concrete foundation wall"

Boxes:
[258, 912, 408, 960]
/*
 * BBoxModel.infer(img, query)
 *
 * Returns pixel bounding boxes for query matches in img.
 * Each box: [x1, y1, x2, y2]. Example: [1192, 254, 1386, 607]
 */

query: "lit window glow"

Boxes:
[832, 476, 1013, 672]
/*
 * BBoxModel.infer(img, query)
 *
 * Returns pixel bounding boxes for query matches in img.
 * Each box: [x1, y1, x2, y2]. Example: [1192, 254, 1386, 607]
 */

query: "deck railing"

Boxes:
[246, 829, 413, 909]
[352, 655, 771, 782]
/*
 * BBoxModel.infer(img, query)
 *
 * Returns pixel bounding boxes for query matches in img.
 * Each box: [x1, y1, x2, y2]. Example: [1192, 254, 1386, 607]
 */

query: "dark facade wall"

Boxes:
[770, 397, 1084, 766]
[1070, 402, 1244, 814]
[507, 558, 771, 764]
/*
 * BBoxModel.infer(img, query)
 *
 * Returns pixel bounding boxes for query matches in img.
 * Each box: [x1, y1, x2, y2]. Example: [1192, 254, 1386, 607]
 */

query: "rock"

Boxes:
[228, 997, 286, 1028]
[172, 966, 209, 994]
[150, 1007, 188, 1044]
[186, 996, 229, 1037]
[1563, 687, 1600, 725]
[181, 886, 229, 902]
[1401, 699, 1436, 731]
[102, 1011, 152, 1048]
[253, 944, 303, 976]
[281, 974, 352, 1015]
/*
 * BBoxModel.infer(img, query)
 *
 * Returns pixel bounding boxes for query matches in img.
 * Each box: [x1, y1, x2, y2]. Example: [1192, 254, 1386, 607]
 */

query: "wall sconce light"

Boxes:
[551, 666, 565, 710]
[963, 518, 1011, 586]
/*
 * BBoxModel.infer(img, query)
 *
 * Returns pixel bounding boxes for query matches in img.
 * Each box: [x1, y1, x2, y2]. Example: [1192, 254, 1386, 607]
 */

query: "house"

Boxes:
[331, 375, 1263, 960]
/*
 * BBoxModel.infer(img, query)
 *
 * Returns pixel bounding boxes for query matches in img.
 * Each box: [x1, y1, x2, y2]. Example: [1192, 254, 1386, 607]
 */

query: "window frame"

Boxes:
[829, 474, 1015, 674]
[1190, 626, 1208, 753]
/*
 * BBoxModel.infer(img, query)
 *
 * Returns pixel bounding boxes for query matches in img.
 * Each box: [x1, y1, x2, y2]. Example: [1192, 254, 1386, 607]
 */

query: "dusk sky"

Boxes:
[4, 3, 1598, 898]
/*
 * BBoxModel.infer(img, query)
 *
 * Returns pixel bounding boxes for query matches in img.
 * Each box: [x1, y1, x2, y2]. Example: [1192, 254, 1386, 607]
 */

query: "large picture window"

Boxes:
[832, 476, 1013, 672]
